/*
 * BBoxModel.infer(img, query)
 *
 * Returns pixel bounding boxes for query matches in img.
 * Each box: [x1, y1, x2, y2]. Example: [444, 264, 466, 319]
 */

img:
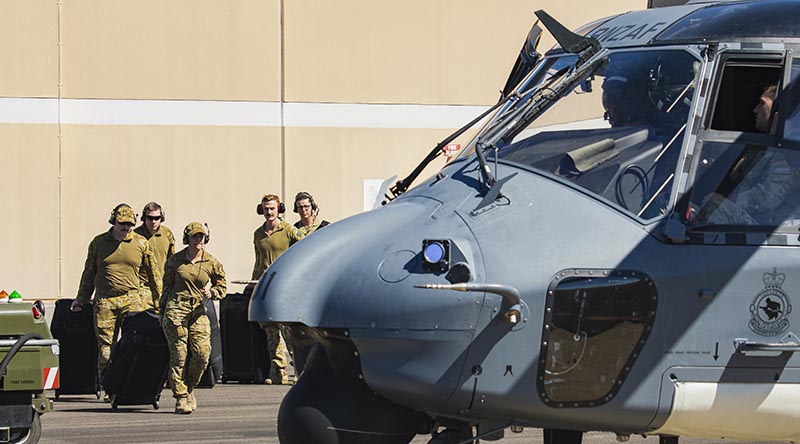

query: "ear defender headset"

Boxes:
[182, 223, 211, 245]
[256, 194, 286, 215]
[140, 201, 166, 222]
[293, 191, 320, 215]
[108, 203, 136, 225]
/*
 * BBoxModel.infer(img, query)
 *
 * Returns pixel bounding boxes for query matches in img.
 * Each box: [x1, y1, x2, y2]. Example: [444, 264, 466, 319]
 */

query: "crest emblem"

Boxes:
[749, 268, 792, 337]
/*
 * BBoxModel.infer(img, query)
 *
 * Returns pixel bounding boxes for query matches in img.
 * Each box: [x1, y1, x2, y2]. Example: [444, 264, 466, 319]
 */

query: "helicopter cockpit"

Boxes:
[462, 34, 800, 239]
[473, 48, 700, 221]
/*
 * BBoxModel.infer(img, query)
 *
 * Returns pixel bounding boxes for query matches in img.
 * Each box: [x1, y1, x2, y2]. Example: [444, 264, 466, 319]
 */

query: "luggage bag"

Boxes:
[49, 299, 100, 399]
[103, 310, 169, 410]
[195, 298, 223, 388]
[219, 292, 269, 383]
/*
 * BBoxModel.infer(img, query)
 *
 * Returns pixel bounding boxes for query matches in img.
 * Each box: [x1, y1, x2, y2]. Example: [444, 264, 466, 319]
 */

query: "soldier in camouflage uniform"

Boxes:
[253, 194, 304, 385]
[161, 222, 226, 414]
[134, 201, 175, 312]
[292, 191, 331, 236]
[70, 203, 162, 387]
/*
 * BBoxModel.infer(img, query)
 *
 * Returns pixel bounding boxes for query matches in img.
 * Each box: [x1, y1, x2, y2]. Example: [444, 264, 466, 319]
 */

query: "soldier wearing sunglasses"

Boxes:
[135, 201, 175, 311]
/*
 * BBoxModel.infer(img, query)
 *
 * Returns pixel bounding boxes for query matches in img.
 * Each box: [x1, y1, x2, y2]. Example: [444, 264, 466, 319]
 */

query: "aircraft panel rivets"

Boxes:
[370, 322, 376, 328]
[354, 351, 359, 356]
[358, 374, 364, 380]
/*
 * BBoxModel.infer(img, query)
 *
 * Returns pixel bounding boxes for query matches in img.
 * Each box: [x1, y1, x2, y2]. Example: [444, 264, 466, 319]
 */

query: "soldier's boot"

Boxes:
[265, 368, 289, 385]
[174, 397, 192, 414]
[187, 392, 197, 411]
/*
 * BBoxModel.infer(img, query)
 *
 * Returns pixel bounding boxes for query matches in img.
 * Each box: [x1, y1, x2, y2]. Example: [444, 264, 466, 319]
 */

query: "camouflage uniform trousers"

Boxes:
[93, 291, 144, 381]
[259, 322, 289, 383]
[139, 286, 156, 312]
[162, 298, 211, 399]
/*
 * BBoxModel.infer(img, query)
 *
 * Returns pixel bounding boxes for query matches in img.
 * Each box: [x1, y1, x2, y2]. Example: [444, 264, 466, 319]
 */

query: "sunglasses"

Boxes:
[117, 222, 135, 227]
[145, 215, 162, 221]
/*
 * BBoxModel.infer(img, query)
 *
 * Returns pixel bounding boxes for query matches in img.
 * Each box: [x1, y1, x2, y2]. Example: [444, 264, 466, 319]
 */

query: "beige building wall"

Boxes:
[0, 0, 645, 300]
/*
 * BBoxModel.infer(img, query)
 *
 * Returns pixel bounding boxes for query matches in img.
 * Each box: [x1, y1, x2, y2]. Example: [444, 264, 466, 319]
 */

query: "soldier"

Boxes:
[293, 191, 331, 236]
[161, 222, 226, 414]
[253, 194, 304, 385]
[70, 203, 162, 394]
[134, 201, 175, 312]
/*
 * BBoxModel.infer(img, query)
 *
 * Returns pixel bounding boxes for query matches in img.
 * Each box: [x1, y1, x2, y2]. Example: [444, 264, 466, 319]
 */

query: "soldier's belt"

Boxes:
[175, 294, 202, 303]
[97, 289, 139, 298]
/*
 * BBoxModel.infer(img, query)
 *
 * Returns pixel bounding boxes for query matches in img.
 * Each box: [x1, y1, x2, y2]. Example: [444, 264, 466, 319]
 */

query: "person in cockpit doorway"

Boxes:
[695, 84, 800, 225]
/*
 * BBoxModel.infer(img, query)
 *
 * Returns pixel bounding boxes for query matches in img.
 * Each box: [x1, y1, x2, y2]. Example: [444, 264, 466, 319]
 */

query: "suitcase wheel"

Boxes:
[221, 375, 228, 383]
[96, 391, 101, 400]
[153, 401, 159, 410]
[111, 399, 118, 410]
[55, 390, 60, 400]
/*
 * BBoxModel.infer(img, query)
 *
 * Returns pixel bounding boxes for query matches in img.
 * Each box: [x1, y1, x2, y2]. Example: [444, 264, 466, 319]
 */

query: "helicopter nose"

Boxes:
[250, 197, 457, 327]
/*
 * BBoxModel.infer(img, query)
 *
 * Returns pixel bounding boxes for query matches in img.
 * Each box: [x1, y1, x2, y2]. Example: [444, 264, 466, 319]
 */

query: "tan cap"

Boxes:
[185, 222, 207, 237]
[112, 205, 136, 224]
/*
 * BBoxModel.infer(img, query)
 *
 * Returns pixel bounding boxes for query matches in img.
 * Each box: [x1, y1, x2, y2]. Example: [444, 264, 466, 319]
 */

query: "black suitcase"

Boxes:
[103, 310, 170, 410]
[195, 298, 223, 388]
[49, 299, 100, 399]
[219, 292, 269, 383]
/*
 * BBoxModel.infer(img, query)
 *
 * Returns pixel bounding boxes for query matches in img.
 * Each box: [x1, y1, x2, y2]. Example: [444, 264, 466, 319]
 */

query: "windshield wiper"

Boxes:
[473, 11, 606, 194]
[385, 96, 511, 201]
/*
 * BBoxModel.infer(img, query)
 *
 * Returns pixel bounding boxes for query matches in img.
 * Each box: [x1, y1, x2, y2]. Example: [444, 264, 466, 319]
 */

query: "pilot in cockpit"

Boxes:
[601, 71, 656, 129]
[694, 84, 800, 225]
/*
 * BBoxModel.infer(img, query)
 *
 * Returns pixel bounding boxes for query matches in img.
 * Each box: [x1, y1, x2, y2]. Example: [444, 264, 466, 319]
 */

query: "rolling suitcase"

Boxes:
[49, 299, 100, 399]
[195, 298, 223, 388]
[219, 292, 269, 383]
[103, 310, 169, 410]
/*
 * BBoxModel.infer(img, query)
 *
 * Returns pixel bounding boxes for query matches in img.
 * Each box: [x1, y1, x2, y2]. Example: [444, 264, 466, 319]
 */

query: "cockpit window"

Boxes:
[689, 143, 800, 226]
[482, 49, 700, 221]
[687, 60, 800, 229]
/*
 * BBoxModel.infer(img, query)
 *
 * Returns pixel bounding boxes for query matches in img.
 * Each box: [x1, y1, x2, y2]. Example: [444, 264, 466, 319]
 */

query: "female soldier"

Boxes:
[161, 222, 226, 414]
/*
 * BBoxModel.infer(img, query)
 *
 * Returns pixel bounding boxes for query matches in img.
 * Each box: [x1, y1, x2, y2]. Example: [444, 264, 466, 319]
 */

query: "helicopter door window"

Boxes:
[688, 61, 800, 228]
[538, 270, 657, 407]
[780, 60, 800, 142]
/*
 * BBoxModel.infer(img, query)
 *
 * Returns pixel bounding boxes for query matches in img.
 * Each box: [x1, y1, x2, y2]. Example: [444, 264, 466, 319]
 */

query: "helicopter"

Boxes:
[250, 0, 800, 442]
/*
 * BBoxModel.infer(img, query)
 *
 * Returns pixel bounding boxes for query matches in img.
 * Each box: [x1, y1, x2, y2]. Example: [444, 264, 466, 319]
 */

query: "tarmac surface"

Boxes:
[38, 383, 775, 444]
[35, 300, 785, 444]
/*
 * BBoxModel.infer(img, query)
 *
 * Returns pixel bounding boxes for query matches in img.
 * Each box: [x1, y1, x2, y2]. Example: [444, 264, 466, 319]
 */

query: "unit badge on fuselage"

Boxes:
[749, 268, 792, 337]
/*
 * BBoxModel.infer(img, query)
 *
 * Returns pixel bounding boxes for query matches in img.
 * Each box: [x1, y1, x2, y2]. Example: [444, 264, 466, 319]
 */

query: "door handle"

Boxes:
[734, 338, 800, 353]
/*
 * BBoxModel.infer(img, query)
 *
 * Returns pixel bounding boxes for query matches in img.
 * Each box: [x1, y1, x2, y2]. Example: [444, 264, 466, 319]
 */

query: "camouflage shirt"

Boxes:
[252, 220, 304, 280]
[134, 224, 176, 274]
[76, 229, 162, 303]
[161, 248, 226, 312]
[293, 219, 330, 237]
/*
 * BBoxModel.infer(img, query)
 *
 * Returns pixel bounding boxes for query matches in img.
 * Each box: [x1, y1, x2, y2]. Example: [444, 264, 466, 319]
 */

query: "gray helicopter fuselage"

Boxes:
[252, 0, 800, 441]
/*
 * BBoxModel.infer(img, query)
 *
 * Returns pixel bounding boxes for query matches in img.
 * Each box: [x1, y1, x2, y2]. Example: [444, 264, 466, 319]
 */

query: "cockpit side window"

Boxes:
[709, 63, 781, 132]
[687, 57, 800, 229]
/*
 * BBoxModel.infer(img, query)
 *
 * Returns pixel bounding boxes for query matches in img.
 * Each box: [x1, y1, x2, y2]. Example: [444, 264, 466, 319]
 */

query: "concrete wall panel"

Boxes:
[59, 124, 281, 296]
[0, 124, 59, 299]
[61, 0, 281, 101]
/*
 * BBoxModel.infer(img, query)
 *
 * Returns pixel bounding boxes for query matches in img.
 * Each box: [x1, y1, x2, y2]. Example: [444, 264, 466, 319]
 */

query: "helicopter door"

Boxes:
[652, 50, 800, 436]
